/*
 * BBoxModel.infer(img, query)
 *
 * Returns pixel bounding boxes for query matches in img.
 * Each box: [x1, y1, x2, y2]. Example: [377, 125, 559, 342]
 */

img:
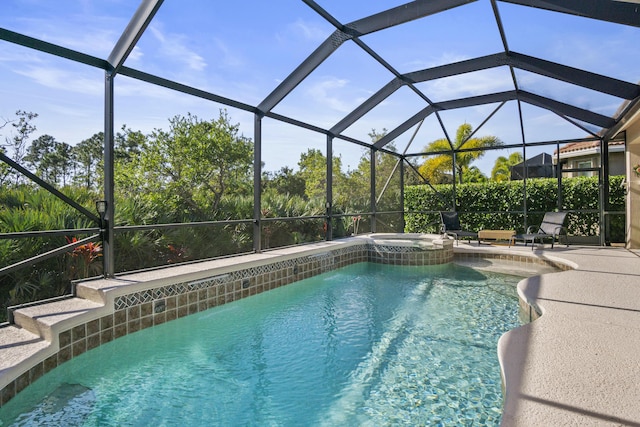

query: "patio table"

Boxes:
[478, 229, 516, 247]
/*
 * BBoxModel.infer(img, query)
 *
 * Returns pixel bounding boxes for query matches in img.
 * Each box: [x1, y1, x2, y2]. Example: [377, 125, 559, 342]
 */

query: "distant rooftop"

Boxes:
[556, 140, 625, 155]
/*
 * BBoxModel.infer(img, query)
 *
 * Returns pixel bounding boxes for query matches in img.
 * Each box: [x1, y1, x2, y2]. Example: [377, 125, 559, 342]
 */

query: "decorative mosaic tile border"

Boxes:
[111, 243, 454, 312]
[0, 240, 487, 407]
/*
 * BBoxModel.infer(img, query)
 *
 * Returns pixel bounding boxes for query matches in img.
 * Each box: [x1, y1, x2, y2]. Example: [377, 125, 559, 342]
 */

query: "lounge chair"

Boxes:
[439, 211, 478, 245]
[520, 211, 568, 250]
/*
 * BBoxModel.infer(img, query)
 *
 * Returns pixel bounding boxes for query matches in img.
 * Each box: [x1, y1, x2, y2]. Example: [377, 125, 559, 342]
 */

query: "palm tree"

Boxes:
[466, 166, 488, 183]
[418, 123, 502, 184]
[491, 152, 523, 182]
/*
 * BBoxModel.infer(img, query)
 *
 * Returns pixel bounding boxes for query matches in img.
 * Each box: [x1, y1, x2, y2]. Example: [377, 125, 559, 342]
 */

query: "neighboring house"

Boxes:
[510, 153, 555, 180]
[554, 140, 625, 177]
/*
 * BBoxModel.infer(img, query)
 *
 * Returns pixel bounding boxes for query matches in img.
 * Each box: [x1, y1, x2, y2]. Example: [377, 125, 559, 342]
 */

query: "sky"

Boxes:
[1, 0, 639, 177]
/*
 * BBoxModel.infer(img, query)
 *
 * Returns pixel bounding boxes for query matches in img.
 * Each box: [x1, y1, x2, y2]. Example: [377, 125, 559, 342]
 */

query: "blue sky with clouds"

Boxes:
[1, 1, 639, 175]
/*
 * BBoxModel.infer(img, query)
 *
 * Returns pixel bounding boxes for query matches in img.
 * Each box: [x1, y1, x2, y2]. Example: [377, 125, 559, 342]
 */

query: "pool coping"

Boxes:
[2, 236, 639, 426]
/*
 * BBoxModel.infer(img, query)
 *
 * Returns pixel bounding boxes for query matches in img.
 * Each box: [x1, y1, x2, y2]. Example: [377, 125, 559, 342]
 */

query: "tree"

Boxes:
[118, 110, 254, 217]
[73, 133, 103, 190]
[1, 111, 38, 186]
[0, 116, 11, 186]
[263, 166, 306, 198]
[418, 123, 502, 184]
[295, 148, 348, 204]
[297, 149, 328, 200]
[52, 142, 73, 186]
[115, 125, 145, 163]
[329, 129, 406, 219]
[364, 129, 401, 209]
[491, 152, 523, 182]
[466, 165, 488, 183]
[25, 134, 66, 183]
[0, 146, 9, 187]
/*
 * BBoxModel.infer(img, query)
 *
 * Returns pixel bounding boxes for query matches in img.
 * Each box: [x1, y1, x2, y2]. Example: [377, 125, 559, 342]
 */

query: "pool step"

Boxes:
[0, 325, 49, 389]
[74, 280, 110, 304]
[12, 298, 104, 343]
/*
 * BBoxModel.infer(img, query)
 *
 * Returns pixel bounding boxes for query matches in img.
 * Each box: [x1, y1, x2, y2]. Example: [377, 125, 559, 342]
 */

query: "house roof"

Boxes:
[513, 152, 553, 167]
[555, 140, 625, 155]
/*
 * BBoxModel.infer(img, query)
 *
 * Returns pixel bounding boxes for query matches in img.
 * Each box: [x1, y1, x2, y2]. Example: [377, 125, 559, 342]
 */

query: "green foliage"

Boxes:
[260, 192, 325, 249]
[262, 166, 306, 198]
[418, 123, 502, 184]
[110, 192, 255, 272]
[297, 149, 330, 200]
[2, 109, 263, 319]
[374, 149, 403, 212]
[0, 187, 100, 321]
[491, 152, 523, 182]
[465, 166, 488, 183]
[21, 134, 74, 186]
[2, 109, 388, 320]
[295, 148, 353, 205]
[1, 111, 39, 186]
[405, 176, 625, 242]
[72, 132, 103, 190]
[116, 110, 253, 219]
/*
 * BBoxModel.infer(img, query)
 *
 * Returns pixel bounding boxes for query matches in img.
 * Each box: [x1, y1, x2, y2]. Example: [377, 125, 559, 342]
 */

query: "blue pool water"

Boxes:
[0, 262, 522, 426]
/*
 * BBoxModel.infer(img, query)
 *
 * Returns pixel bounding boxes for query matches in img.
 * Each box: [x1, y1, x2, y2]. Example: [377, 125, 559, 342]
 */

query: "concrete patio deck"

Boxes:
[454, 243, 640, 426]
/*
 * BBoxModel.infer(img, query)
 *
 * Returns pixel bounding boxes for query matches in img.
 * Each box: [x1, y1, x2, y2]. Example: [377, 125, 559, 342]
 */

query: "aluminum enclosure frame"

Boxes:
[0, 0, 638, 280]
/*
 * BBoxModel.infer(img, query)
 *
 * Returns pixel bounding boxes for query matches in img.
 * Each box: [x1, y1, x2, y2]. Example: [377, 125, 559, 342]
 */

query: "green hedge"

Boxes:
[404, 176, 625, 242]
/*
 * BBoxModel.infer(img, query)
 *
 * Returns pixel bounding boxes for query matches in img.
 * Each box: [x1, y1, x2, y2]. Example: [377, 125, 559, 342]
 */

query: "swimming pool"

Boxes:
[0, 262, 521, 426]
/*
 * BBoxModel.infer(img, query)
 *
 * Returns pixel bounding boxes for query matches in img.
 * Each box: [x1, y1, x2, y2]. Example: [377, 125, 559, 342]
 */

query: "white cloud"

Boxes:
[0, 47, 45, 64]
[288, 19, 328, 42]
[113, 77, 203, 104]
[51, 29, 120, 58]
[127, 46, 144, 63]
[14, 66, 102, 96]
[421, 68, 514, 101]
[212, 38, 244, 68]
[403, 52, 471, 72]
[8, 11, 124, 59]
[148, 25, 206, 71]
[306, 77, 353, 112]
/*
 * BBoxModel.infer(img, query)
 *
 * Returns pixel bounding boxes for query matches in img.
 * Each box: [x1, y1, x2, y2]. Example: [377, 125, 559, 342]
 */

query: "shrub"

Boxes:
[405, 176, 625, 242]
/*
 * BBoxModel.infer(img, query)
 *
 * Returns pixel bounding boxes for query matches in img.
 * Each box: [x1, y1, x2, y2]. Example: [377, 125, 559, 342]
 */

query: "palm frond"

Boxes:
[422, 138, 451, 153]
